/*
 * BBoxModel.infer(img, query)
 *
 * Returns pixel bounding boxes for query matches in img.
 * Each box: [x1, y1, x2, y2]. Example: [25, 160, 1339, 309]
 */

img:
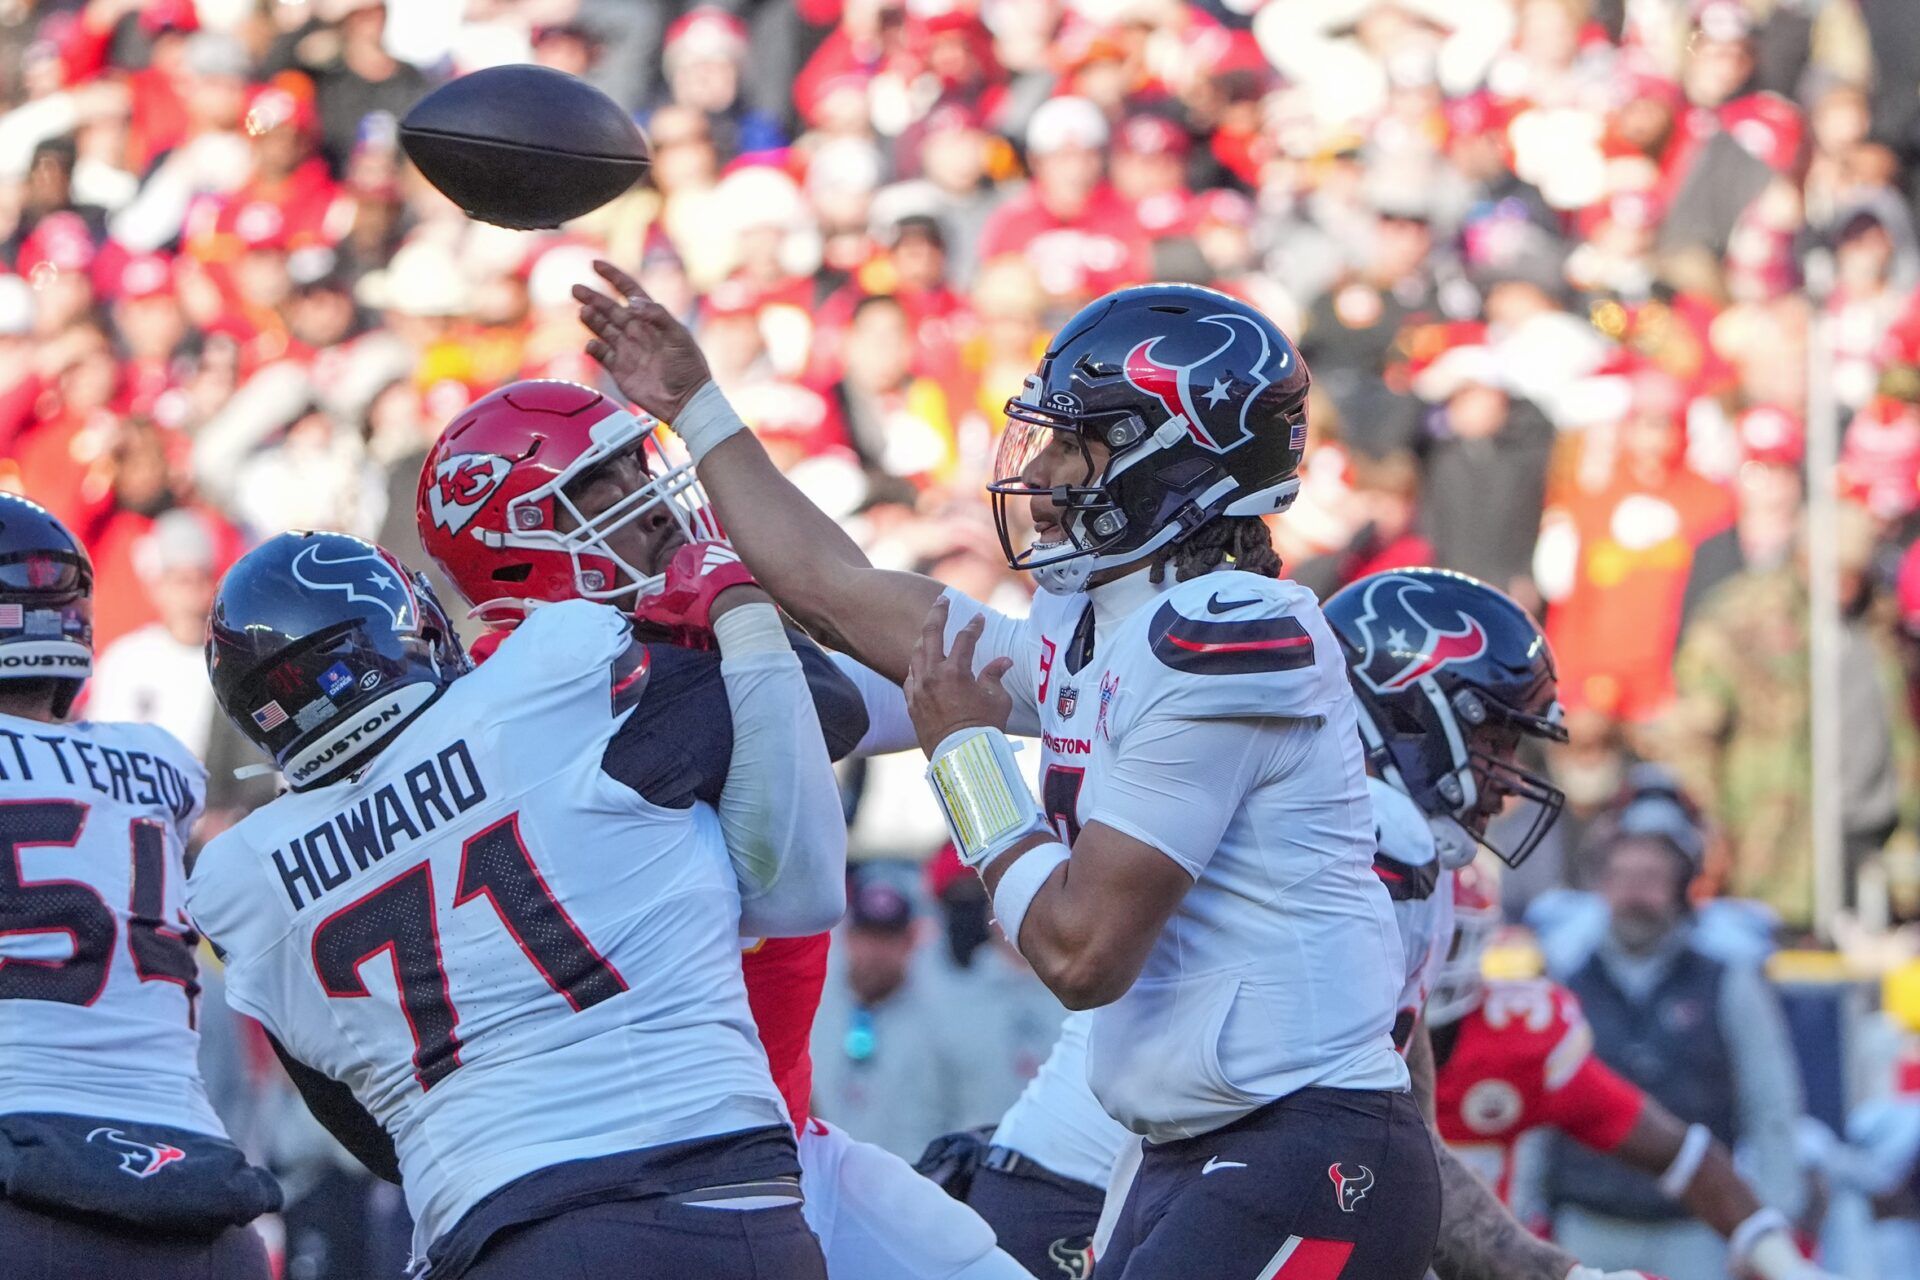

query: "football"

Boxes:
[399, 65, 649, 230]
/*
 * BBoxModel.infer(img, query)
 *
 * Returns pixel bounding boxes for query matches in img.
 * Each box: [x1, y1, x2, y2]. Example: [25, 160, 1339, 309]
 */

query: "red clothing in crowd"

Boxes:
[812, 276, 970, 388]
[1342, 530, 1436, 587]
[976, 183, 1151, 300]
[1544, 462, 1733, 721]
[1133, 189, 1197, 238]
[1657, 92, 1805, 207]
[68, 496, 241, 652]
[189, 157, 345, 262]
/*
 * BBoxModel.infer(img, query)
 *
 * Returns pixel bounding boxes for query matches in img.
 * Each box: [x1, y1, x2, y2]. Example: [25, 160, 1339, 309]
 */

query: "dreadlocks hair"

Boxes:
[1149, 515, 1282, 584]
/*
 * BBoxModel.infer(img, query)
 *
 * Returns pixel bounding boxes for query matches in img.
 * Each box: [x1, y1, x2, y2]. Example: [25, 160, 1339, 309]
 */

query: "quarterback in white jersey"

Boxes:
[580, 269, 1441, 1278]
[0, 493, 275, 1280]
[945, 773, 1443, 1278]
[188, 531, 844, 1280]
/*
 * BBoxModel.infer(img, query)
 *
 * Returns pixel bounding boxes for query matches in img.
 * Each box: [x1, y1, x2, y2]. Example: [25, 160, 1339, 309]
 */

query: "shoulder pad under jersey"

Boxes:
[1369, 775, 1438, 901]
[481, 599, 633, 696]
[1129, 574, 1350, 723]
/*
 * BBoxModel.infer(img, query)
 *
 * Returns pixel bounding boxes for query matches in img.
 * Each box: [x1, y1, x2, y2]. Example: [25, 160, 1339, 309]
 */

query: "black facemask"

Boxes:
[943, 890, 992, 968]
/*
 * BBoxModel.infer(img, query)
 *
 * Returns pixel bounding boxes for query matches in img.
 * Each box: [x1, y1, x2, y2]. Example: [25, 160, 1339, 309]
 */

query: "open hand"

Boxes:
[574, 260, 713, 425]
[903, 597, 1015, 756]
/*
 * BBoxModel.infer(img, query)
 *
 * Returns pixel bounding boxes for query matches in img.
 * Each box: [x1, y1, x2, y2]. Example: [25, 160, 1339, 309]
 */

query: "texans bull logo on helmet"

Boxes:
[426, 452, 512, 535]
[1122, 312, 1287, 453]
[1328, 1162, 1374, 1212]
[87, 1127, 187, 1179]
[289, 543, 418, 629]
[1346, 573, 1491, 696]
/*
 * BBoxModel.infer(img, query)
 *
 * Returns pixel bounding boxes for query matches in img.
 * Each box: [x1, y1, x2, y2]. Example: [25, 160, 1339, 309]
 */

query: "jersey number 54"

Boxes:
[0, 800, 199, 1015]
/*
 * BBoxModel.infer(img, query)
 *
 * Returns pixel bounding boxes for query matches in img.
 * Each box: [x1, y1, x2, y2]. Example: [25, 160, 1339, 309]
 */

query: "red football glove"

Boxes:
[629, 540, 758, 648]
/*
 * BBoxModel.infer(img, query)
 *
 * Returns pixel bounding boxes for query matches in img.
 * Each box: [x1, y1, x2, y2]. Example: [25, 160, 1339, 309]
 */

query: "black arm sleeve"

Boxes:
[600, 643, 733, 808]
[264, 1031, 402, 1185]
[600, 631, 869, 807]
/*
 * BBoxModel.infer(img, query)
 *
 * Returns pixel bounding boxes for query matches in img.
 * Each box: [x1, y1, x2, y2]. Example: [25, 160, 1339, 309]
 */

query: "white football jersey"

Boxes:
[0, 712, 222, 1135]
[1368, 775, 1454, 1045]
[994, 783, 1447, 1185]
[953, 569, 1407, 1143]
[187, 601, 786, 1257]
[991, 1010, 1135, 1188]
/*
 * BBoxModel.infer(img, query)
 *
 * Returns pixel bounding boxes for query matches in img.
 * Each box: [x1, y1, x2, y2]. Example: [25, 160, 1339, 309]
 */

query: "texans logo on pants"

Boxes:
[1328, 1163, 1373, 1213]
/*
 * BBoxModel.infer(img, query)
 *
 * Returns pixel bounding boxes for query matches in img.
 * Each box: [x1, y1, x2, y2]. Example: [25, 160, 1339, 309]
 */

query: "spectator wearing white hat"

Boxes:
[1415, 337, 1557, 592]
[652, 6, 786, 163]
[976, 95, 1150, 305]
[1254, 0, 1513, 130]
[88, 509, 222, 758]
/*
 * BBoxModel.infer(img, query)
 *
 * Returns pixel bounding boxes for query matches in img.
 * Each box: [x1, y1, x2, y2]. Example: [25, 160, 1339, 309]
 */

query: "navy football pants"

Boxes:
[463, 1196, 828, 1279]
[1098, 1087, 1439, 1280]
[0, 1195, 269, 1280]
[966, 1159, 1104, 1279]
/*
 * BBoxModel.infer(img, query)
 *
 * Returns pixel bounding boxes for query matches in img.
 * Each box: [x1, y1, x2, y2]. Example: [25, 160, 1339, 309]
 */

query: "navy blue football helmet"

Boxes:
[0, 493, 93, 718]
[206, 532, 466, 790]
[992, 283, 1310, 595]
[1324, 568, 1567, 867]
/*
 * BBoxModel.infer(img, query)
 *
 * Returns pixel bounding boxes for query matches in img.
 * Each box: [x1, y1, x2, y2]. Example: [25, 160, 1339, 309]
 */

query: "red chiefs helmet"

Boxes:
[1426, 862, 1501, 1028]
[415, 379, 717, 621]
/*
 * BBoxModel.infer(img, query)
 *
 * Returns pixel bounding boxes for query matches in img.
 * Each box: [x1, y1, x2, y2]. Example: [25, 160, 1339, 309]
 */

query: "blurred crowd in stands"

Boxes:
[8, 0, 1920, 1272]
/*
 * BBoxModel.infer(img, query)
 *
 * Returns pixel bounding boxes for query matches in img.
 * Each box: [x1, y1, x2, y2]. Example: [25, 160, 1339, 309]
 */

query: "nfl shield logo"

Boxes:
[1057, 685, 1078, 718]
[318, 661, 354, 698]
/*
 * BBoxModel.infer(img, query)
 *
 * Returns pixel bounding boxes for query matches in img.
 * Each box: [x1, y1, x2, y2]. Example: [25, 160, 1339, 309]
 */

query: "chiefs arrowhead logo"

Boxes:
[1122, 312, 1285, 453]
[1328, 1162, 1373, 1212]
[1349, 574, 1490, 695]
[426, 453, 511, 535]
[87, 1127, 187, 1179]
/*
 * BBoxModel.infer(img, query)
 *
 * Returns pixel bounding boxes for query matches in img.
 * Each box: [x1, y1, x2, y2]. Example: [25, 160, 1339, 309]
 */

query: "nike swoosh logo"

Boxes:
[1206, 594, 1262, 614]
[1202, 1157, 1247, 1175]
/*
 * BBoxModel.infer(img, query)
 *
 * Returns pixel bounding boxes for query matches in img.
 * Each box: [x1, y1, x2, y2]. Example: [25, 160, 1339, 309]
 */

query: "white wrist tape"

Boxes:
[992, 841, 1070, 950]
[711, 602, 786, 656]
[925, 726, 1050, 870]
[673, 380, 749, 462]
[1656, 1122, 1713, 1199]
[1729, 1207, 1796, 1279]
